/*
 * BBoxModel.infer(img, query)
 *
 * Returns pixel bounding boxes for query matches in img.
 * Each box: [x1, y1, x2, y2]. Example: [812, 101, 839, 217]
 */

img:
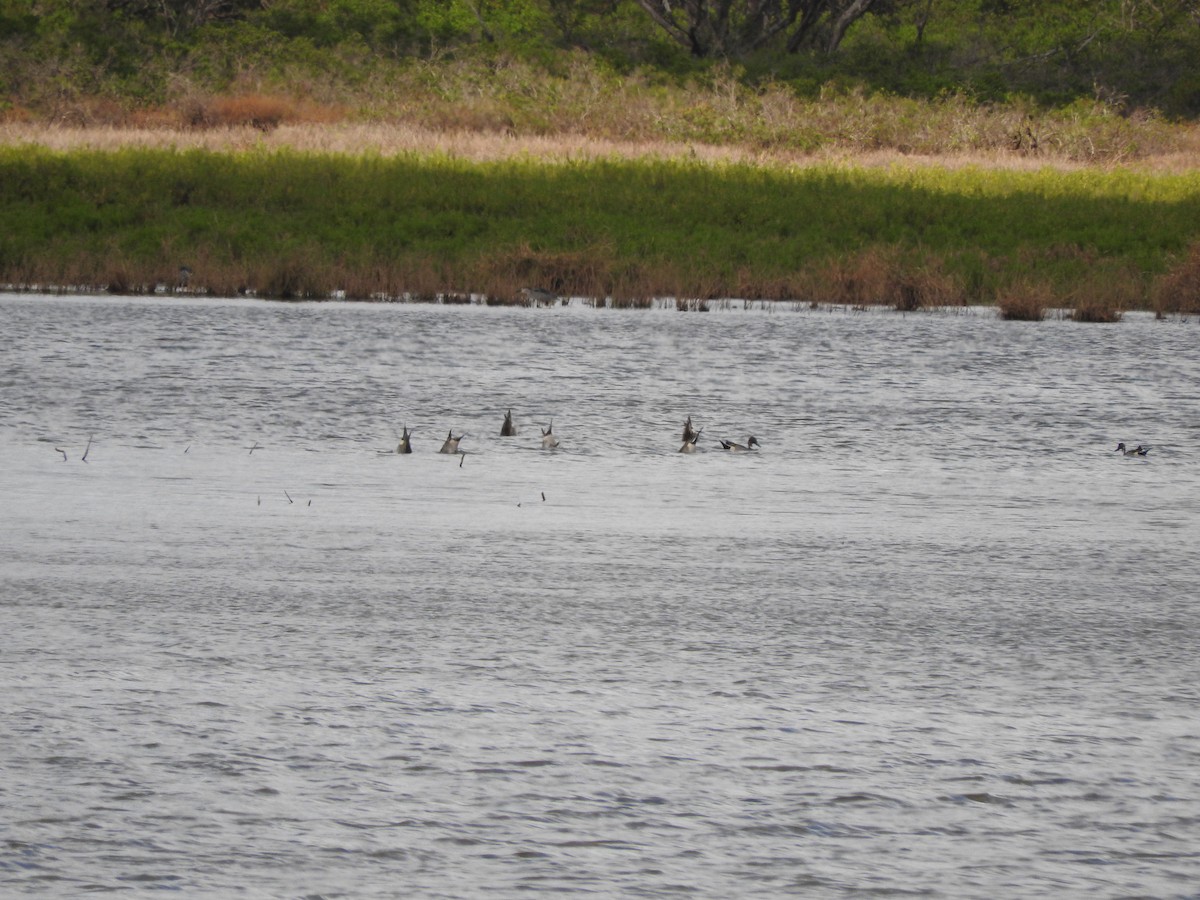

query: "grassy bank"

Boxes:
[9, 65, 1198, 167]
[3, 145, 1200, 313]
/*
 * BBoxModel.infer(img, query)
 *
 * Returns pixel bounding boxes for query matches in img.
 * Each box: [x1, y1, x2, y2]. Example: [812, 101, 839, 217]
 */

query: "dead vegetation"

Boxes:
[3, 83, 1199, 173]
[1152, 241, 1200, 316]
[997, 280, 1051, 321]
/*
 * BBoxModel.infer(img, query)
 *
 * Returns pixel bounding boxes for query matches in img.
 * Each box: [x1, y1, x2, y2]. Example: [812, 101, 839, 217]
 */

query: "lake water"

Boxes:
[2, 292, 1199, 898]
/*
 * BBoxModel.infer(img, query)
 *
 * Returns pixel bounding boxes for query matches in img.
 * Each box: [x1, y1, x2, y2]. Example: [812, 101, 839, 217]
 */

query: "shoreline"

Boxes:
[4, 288, 1195, 325]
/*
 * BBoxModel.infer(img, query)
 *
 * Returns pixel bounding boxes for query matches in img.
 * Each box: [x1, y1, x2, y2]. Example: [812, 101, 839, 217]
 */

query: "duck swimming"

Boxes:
[440, 430, 464, 454]
[501, 410, 517, 437]
[397, 425, 413, 454]
[679, 428, 702, 453]
[719, 436, 760, 452]
[1115, 442, 1150, 456]
[541, 421, 560, 449]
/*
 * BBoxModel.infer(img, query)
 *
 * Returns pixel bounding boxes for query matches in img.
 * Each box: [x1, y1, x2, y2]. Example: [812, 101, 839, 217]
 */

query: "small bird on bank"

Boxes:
[521, 287, 559, 306]
[541, 421, 560, 449]
[682, 416, 698, 443]
[719, 436, 760, 452]
[1115, 442, 1150, 457]
[397, 424, 413, 454]
[440, 430, 464, 454]
[501, 410, 517, 437]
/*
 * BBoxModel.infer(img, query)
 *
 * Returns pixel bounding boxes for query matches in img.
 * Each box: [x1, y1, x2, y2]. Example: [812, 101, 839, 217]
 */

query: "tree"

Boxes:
[102, 0, 261, 37]
[630, 0, 890, 58]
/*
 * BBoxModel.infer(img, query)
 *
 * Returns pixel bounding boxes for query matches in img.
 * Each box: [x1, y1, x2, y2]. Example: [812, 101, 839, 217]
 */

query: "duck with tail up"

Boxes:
[541, 421, 560, 449]
[440, 430, 465, 454]
[682, 416, 698, 443]
[397, 424, 413, 454]
[1115, 442, 1150, 457]
[719, 436, 760, 452]
[501, 410, 517, 437]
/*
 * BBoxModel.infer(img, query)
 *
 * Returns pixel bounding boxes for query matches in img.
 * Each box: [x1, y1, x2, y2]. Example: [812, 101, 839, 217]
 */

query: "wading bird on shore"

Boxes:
[521, 287, 559, 306]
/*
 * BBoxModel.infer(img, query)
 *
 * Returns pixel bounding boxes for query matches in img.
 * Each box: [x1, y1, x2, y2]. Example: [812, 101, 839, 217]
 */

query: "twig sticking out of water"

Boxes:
[284, 490, 294, 504]
[257, 495, 261, 506]
[459, 452, 465, 468]
[54, 447, 67, 462]
[81, 435, 93, 463]
[184, 444, 190, 454]
[307, 499, 312, 507]
[248, 441, 261, 455]
[542, 492, 546, 501]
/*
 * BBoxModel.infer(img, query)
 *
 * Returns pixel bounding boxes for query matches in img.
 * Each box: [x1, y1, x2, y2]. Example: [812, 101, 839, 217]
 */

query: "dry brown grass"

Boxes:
[3, 119, 1199, 173]
[996, 279, 1052, 320]
[471, 242, 622, 303]
[180, 94, 348, 131]
[807, 246, 963, 309]
[1070, 300, 1123, 322]
[1065, 268, 1145, 321]
[1152, 241, 1200, 315]
[0, 93, 349, 133]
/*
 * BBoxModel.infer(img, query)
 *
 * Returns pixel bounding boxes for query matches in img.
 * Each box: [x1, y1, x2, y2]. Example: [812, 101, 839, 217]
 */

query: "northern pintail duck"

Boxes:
[541, 421, 560, 449]
[397, 424, 413, 454]
[680, 428, 702, 453]
[501, 410, 517, 436]
[439, 430, 464, 454]
[1115, 442, 1150, 457]
[719, 436, 760, 452]
[682, 416, 698, 443]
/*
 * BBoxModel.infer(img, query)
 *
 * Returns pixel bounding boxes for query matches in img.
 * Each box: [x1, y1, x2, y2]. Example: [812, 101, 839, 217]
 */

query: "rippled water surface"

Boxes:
[3, 293, 1199, 898]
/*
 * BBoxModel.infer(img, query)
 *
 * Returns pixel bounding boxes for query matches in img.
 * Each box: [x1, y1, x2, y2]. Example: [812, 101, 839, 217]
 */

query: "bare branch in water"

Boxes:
[54, 447, 67, 462]
[284, 490, 293, 504]
[82, 435, 93, 463]
[248, 441, 261, 455]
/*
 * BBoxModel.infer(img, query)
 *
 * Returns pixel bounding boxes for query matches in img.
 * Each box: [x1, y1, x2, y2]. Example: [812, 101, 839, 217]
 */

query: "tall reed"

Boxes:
[1152, 241, 1200, 316]
[997, 280, 1051, 321]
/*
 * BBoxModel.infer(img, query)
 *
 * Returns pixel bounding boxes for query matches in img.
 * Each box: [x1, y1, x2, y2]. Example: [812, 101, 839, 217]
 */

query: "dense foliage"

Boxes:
[1, 0, 1198, 116]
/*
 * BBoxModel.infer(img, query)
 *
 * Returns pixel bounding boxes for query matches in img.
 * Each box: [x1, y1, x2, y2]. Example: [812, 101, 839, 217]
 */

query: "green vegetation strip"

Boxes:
[3, 147, 1200, 309]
